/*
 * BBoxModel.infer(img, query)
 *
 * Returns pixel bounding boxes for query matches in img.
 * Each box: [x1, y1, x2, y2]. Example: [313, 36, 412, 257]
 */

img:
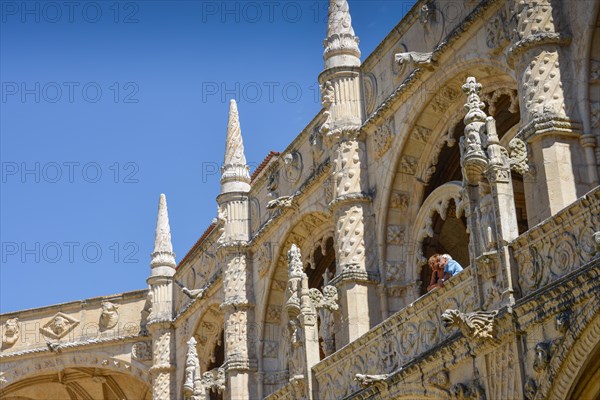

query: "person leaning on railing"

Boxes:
[427, 253, 464, 291]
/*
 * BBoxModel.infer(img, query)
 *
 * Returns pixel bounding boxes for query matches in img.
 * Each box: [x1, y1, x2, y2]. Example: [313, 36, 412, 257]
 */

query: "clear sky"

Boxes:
[0, 0, 416, 313]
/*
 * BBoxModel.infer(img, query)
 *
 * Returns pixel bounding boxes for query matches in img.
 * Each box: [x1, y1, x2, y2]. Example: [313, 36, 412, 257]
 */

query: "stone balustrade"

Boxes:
[311, 268, 474, 399]
[511, 187, 600, 298]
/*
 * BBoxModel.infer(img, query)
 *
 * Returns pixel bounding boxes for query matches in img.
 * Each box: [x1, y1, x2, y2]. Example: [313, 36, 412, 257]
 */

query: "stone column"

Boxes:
[217, 99, 256, 400]
[319, 0, 380, 346]
[147, 194, 177, 400]
[508, 0, 588, 225]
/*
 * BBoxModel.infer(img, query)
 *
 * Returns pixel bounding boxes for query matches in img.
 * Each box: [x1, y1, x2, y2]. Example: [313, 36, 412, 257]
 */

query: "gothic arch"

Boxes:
[378, 59, 520, 312]
[257, 211, 334, 395]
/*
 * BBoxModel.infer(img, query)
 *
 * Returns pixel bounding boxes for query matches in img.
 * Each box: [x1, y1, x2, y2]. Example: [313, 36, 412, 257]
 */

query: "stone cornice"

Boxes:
[0, 333, 146, 361]
[507, 32, 571, 67]
[516, 114, 582, 142]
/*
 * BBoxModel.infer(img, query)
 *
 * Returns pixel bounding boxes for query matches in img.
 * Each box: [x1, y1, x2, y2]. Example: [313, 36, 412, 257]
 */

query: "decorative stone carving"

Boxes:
[460, 77, 488, 183]
[556, 310, 571, 334]
[202, 367, 226, 396]
[40, 312, 79, 340]
[591, 60, 600, 83]
[451, 381, 486, 400]
[267, 196, 294, 210]
[390, 191, 409, 211]
[99, 301, 119, 330]
[287, 317, 304, 378]
[363, 72, 378, 116]
[592, 102, 600, 129]
[132, 341, 152, 361]
[267, 167, 280, 198]
[283, 151, 303, 184]
[486, 6, 510, 52]
[395, 52, 434, 70]
[508, 138, 529, 175]
[385, 262, 405, 282]
[255, 242, 272, 277]
[309, 284, 339, 356]
[372, 120, 393, 158]
[181, 285, 206, 300]
[418, 1, 435, 26]
[323, 0, 360, 59]
[413, 125, 433, 143]
[263, 340, 279, 358]
[428, 369, 450, 390]
[524, 378, 537, 400]
[441, 309, 497, 341]
[354, 373, 389, 388]
[533, 342, 551, 372]
[250, 197, 261, 233]
[2, 318, 19, 348]
[399, 155, 418, 174]
[386, 225, 405, 245]
[320, 80, 335, 135]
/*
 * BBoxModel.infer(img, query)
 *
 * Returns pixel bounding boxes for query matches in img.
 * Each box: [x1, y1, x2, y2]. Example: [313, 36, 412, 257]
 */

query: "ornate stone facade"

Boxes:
[2, 1, 600, 399]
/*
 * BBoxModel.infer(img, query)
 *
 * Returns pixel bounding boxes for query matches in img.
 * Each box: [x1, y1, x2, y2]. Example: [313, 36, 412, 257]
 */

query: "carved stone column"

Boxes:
[318, 0, 380, 347]
[147, 194, 177, 400]
[508, 0, 588, 225]
[217, 99, 256, 400]
[284, 245, 320, 400]
[460, 78, 523, 308]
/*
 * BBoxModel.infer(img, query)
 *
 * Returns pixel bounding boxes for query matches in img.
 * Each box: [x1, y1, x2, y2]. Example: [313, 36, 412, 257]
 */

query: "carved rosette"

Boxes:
[40, 312, 79, 340]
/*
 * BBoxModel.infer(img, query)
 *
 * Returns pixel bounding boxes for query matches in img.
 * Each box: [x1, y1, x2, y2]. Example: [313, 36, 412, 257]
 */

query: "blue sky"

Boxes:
[0, 0, 416, 313]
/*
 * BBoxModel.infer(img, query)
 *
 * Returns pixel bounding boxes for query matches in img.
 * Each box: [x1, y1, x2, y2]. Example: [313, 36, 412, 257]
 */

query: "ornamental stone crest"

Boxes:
[40, 312, 79, 340]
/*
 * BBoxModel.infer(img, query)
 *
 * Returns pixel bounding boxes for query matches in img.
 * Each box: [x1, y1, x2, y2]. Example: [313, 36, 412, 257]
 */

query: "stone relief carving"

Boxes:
[99, 301, 119, 330]
[250, 197, 261, 233]
[395, 51, 434, 71]
[386, 225, 405, 245]
[399, 155, 418, 174]
[441, 309, 498, 341]
[451, 381, 486, 400]
[320, 80, 335, 135]
[354, 373, 389, 388]
[592, 102, 600, 129]
[591, 60, 600, 83]
[372, 120, 393, 159]
[428, 369, 450, 390]
[256, 242, 273, 277]
[390, 191, 409, 211]
[309, 283, 339, 356]
[267, 167, 280, 198]
[508, 138, 529, 175]
[40, 312, 79, 340]
[385, 262, 405, 282]
[533, 341, 551, 373]
[413, 125, 433, 143]
[524, 378, 537, 400]
[267, 196, 294, 210]
[283, 151, 303, 184]
[363, 72, 378, 116]
[181, 285, 206, 300]
[2, 318, 19, 348]
[131, 341, 152, 361]
[418, 1, 435, 26]
[263, 340, 279, 358]
[555, 310, 571, 334]
[201, 367, 226, 398]
[486, 6, 510, 52]
[287, 317, 304, 379]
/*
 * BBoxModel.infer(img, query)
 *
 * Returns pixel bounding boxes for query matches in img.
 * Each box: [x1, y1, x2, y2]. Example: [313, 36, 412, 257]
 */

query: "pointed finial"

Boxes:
[323, 0, 361, 68]
[151, 193, 176, 269]
[221, 100, 251, 193]
[224, 99, 247, 166]
[460, 77, 488, 184]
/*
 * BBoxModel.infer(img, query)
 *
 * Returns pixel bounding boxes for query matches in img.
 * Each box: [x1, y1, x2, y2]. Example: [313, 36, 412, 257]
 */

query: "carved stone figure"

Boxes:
[131, 341, 152, 361]
[267, 196, 294, 210]
[442, 309, 498, 341]
[508, 138, 529, 175]
[555, 311, 571, 334]
[287, 318, 304, 378]
[477, 182, 497, 251]
[283, 151, 303, 184]
[2, 318, 19, 348]
[309, 284, 339, 356]
[99, 301, 119, 330]
[533, 342, 551, 372]
[354, 373, 389, 388]
[524, 378, 537, 400]
[40, 312, 79, 340]
[183, 337, 200, 399]
[181, 286, 206, 300]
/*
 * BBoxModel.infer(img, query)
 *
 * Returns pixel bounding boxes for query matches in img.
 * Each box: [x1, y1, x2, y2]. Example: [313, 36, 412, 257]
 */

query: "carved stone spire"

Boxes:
[221, 99, 251, 193]
[323, 0, 361, 68]
[150, 193, 176, 270]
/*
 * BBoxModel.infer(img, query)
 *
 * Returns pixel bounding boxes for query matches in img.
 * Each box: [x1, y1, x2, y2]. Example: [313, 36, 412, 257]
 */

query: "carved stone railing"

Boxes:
[511, 187, 600, 298]
[312, 268, 475, 399]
